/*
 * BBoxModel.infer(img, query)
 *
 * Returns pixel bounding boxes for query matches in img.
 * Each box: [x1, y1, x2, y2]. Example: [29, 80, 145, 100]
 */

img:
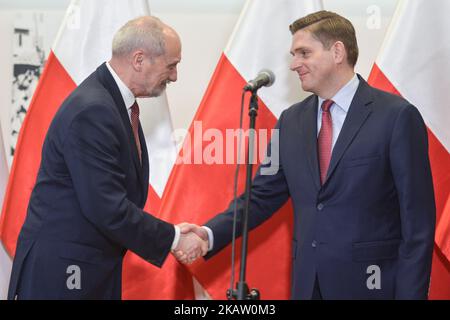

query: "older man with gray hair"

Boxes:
[8, 16, 206, 300]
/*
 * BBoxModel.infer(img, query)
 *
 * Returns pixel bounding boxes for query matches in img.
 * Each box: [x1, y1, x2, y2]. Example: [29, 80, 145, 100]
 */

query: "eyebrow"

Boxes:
[167, 60, 180, 67]
[290, 47, 308, 55]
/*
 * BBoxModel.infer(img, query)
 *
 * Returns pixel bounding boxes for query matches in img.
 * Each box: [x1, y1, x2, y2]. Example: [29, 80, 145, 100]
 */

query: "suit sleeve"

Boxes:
[205, 115, 290, 257]
[63, 104, 174, 267]
[389, 104, 436, 299]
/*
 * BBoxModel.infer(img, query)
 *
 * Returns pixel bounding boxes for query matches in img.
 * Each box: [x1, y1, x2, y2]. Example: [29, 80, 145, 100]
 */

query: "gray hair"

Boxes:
[112, 16, 166, 58]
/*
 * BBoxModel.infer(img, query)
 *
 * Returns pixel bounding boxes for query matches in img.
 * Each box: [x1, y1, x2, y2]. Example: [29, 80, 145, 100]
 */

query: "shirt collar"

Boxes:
[318, 74, 359, 113]
[106, 62, 136, 110]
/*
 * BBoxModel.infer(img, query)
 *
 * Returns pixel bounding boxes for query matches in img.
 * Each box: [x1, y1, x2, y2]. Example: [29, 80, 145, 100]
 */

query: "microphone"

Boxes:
[243, 69, 276, 92]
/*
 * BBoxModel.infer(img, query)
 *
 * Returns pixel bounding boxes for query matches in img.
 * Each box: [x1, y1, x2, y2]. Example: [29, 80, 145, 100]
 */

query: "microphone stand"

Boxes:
[227, 89, 260, 301]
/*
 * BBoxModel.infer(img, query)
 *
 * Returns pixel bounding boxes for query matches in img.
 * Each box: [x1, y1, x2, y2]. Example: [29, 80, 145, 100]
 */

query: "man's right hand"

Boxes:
[172, 224, 209, 264]
[178, 222, 208, 241]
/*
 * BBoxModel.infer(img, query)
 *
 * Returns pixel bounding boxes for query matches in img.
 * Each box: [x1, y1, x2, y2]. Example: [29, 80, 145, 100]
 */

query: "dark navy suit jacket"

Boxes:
[8, 63, 175, 300]
[206, 76, 436, 299]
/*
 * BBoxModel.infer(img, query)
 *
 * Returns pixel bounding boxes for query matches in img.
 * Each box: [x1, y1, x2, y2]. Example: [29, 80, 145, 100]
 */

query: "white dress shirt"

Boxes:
[317, 74, 360, 150]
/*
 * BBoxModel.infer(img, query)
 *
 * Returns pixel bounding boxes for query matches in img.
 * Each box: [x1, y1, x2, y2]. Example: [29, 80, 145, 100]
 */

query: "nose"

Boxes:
[290, 56, 301, 72]
[169, 67, 178, 82]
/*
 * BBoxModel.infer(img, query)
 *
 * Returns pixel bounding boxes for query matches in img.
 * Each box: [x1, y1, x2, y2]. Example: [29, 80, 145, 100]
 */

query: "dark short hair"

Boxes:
[289, 10, 358, 67]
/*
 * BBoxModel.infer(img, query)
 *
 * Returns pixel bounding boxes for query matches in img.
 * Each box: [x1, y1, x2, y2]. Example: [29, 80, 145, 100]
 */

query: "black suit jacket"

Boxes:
[8, 63, 174, 300]
[206, 76, 436, 299]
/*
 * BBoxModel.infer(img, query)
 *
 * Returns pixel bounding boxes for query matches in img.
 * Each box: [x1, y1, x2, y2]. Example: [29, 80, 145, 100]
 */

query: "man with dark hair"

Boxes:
[180, 11, 436, 300]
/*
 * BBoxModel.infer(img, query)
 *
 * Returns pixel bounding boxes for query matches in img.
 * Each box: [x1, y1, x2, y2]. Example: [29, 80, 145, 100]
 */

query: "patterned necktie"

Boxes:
[318, 99, 334, 185]
[130, 101, 142, 163]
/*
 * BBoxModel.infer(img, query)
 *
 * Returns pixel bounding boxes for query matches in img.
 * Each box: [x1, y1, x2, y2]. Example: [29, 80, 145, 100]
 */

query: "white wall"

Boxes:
[0, 0, 399, 154]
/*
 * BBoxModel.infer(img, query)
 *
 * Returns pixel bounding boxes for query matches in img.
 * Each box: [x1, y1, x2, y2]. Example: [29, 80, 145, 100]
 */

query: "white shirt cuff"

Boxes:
[171, 225, 181, 250]
[202, 226, 214, 252]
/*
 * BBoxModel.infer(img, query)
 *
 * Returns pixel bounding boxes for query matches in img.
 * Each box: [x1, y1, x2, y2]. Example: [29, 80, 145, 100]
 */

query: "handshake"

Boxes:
[172, 223, 209, 265]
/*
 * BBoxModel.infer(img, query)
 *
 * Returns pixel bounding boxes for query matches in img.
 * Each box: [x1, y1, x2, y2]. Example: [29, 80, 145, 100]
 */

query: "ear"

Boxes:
[132, 50, 145, 71]
[332, 41, 346, 65]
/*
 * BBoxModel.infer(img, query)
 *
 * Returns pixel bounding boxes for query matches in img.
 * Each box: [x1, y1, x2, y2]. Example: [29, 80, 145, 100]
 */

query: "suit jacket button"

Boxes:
[317, 203, 324, 211]
[312, 240, 317, 248]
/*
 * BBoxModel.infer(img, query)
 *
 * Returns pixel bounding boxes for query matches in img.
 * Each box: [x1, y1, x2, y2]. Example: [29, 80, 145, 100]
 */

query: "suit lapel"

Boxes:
[325, 76, 373, 184]
[301, 97, 321, 191]
[96, 63, 146, 197]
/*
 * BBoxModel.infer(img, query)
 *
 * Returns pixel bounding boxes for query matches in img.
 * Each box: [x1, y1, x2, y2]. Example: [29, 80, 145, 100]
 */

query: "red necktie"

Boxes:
[318, 99, 333, 185]
[130, 101, 142, 163]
